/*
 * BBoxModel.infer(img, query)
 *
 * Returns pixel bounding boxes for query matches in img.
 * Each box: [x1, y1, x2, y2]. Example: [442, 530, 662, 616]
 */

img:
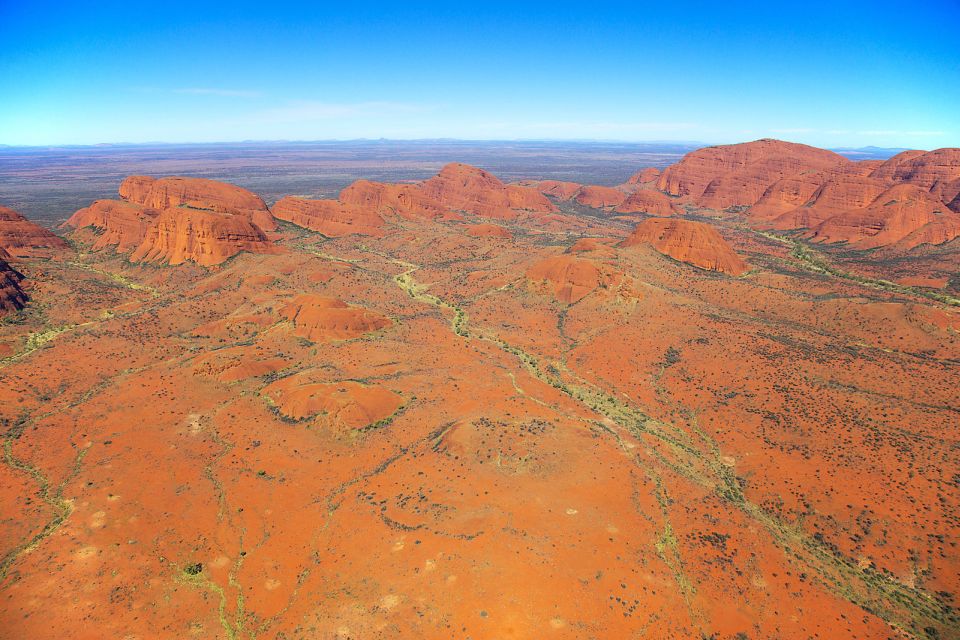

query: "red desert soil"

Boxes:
[1, 144, 958, 640]
[622, 217, 749, 275]
[0, 205, 69, 257]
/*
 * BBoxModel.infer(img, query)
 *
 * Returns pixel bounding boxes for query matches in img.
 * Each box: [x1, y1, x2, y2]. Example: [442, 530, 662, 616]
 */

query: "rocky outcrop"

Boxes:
[614, 189, 678, 216]
[263, 374, 402, 428]
[658, 139, 848, 209]
[465, 223, 512, 238]
[528, 180, 582, 201]
[417, 163, 555, 220]
[324, 164, 556, 223]
[65, 199, 160, 252]
[574, 185, 627, 209]
[119, 176, 276, 231]
[271, 197, 385, 237]
[526, 254, 607, 303]
[621, 218, 749, 275]
[0, 247, 27, 313]
[0, 206, 68, 257]
[281, 295, 391, 342]
[67, 177, 278, 266]
[129, 208, 274, 266]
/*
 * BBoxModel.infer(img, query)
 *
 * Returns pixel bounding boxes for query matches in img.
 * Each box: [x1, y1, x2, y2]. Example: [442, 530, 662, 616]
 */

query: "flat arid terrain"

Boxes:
[1, 139, 958, 639]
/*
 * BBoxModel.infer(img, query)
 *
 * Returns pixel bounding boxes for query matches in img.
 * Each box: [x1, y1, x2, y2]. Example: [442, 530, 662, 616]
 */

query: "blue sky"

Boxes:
[1, 1, 958, 148]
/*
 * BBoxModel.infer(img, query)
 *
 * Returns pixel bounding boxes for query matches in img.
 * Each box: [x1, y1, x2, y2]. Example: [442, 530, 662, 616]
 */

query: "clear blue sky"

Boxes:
[1, 0, 958, 148]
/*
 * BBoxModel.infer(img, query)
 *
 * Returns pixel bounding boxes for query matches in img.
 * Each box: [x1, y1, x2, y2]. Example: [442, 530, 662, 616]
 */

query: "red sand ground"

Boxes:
[1, 144, 958, 640]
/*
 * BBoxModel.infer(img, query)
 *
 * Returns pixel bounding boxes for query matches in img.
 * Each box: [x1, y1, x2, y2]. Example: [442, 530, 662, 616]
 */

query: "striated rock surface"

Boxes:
[658, 139, 848, 209]
[770, 175, 891, 231]
[526, 254, 606, 303]
[621, 218, 749, 275]
[129, 208, 274, 266]
[271, 196, 385, 237]
[281, 295, 390, 342]
[870, 149, 960, 191]
[615, 189, 678, 216]
[0, 247, 27, 313]
[120, 176, 276, 231]
[65, 200, 160, 252]
[0, 205, 68, 257]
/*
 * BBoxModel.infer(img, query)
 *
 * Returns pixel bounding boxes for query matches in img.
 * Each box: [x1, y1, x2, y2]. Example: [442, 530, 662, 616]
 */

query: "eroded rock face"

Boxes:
[807, 184, 960, 249]
[120, 176, 276, 231]
[271, 197, 385, 237]
[526, 254, 606, 303]
[621, 218, 749, 275]
[129, 208, 274, 266]
[281, 294, 391, 342]
[0, 247, 27, 313]
[870, 149, 960, 192]
[658, 139, 848, 209]
[0, 205, 68, 257]
[65, 200, 160, 252]
[769, 175, 892, 231]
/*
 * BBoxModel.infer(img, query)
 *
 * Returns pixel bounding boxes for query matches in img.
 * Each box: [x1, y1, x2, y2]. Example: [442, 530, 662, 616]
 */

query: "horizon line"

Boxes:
[0, 137, 928, 152]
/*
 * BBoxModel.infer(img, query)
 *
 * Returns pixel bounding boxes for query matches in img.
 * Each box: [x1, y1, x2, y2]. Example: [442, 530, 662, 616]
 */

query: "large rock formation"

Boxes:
[768, 174, 891, 231]
[129, 208, 274, 266]
[67, 177, 277, 266]
[120, 176, 276, 231]
[281, 295, 391, 342]
[658, 139, 848, 209]
[417, 163, 555, 219]
[621, 218, 749, 275]
[271, 197, 385, 237]
[806, 184, 960, 249]
[0, 205, 68, 257]
[65, 200, 160, 252]
[0, 247, 28, 313]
